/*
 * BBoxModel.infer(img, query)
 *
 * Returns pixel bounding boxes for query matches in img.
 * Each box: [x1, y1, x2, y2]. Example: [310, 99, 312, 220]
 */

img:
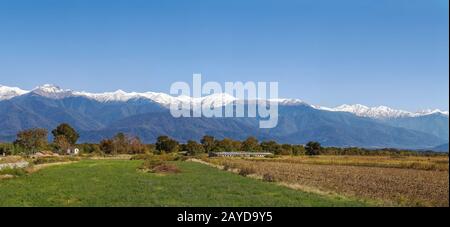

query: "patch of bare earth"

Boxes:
[206, 158, 449, 207]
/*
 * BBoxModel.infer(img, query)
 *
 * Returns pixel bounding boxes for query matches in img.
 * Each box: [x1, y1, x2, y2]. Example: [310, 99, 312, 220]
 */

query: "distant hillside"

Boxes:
[432, 143, 449, 152]
[0, 85, 447, 149]
[381, 114, 449, 141]
[77, 105, 446, 149]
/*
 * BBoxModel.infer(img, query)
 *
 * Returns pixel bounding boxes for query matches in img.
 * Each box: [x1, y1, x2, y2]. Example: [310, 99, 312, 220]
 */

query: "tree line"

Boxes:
[0, 124, 445, 157]
[0, 123, 80, 155]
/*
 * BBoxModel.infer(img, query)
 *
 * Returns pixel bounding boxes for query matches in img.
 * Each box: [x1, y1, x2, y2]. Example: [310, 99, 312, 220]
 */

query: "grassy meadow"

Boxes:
[0, 159, 365, 207]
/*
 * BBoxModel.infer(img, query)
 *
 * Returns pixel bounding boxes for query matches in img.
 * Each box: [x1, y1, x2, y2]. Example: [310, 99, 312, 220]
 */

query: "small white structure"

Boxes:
[66, 147, 80, 155]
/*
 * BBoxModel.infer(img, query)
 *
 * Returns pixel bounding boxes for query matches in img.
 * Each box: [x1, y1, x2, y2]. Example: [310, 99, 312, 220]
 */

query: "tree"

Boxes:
[232, 140, 242, 151]
[79, 143, 102, 154]
[99, 139, 115, 154]
[54, 135, 70, 154]
[200, 135, 215, 153]
[292, 145, 306, 155]
[14, 128, 48, 154]
[214, 138, 235, 152]
[128, 137, 147, 154]
[241, 137, 260, 152]
[155, 136, 179, 153]
[280, 144, 293, 155]
[52, 123, 79, 145]
[185, 140, 205, 156]
[260, 140, 282, 154]
[0, 143, 15, 156]
[305, 141, 321, 156]
[113, 132, 128, 154]
[99, 133, 148, 154]
[146, 144, 156, 154]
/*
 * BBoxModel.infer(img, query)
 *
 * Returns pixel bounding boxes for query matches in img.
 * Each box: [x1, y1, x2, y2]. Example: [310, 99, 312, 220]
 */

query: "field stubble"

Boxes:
[206, 156, 449, 207]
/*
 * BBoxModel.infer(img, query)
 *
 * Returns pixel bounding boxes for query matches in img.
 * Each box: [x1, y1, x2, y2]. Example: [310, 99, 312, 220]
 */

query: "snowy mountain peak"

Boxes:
[329, 104, 448, 118]
[31, 84, 74, 99]
[199, 93, 237, 107]
[33, 84, 67, 93]
[74, 90, 142, 102]
[331, 104, 412, 118]
[271, 98, 306, 106]
[414, 109, 449, 117]
[113, 89, 126, 94]
[0, 85, 29, 100]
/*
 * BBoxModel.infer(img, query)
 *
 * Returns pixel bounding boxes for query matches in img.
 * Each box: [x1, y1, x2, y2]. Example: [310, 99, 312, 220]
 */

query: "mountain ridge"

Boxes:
[1, 84, 448, 119]
[0, 84, 448, 150]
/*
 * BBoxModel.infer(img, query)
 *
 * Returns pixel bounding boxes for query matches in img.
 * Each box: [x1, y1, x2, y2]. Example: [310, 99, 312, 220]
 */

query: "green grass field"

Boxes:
[0, 160, 366, 207]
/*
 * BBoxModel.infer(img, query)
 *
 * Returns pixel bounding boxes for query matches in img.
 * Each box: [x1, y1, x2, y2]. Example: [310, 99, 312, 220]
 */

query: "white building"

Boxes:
[67, 148, 80, 155]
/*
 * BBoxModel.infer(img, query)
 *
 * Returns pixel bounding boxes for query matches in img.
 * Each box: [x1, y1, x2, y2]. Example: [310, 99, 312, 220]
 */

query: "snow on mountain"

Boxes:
[269, 98, 307, 106]
[0, 84, 307, 106]
[413, 109, 449, 117]
[0, 85, 29, 100]
[198, 93, 237, 108]
[75, 90, 236, 107]
[142, 92, 182, 105]
[328, 104, 449, 118]
[74, 90, 148, 102]
[31, 84, 75, 99]
[331, 104, 412, 118]
[1, 84, 448, 118]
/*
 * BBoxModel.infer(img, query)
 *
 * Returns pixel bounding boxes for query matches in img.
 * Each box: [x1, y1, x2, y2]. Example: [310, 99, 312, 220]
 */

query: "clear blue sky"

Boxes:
[0, 0, 448, 111]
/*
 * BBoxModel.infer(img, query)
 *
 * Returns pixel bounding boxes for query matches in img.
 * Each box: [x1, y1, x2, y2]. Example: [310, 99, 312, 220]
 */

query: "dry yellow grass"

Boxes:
[246, 155, 449, 171]
[206, 155, 449, 207]
[25, 161, 78, 173]
[0, 156, 25, 164]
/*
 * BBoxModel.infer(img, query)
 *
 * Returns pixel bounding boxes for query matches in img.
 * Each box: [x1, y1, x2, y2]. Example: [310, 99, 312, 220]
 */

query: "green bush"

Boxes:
[0, 167, 27, 177]
[0, 143, 25, 156]
[154, 153, 181, 162]
[173, 155, 188, 161]
[32, 156, 80, 165]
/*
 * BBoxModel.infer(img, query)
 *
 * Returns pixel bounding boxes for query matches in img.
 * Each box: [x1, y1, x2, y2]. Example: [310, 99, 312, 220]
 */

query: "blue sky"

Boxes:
[0, 0, 448, 111]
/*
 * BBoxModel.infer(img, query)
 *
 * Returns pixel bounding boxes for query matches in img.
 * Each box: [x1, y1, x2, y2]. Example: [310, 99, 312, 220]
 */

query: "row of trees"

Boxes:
[1, 123, 443, 156]
[95, 135, 442, 156]
[1, 123, 80, 155]
[1, 127, 321, 156]
[99, 133, 149, 155]
[155, 135, 322, 156]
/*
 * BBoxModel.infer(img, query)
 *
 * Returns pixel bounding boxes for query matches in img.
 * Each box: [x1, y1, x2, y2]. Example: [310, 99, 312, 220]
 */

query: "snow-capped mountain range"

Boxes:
[0, 85, 28, 100]
[321, 104, 449, 119]
[1, 84, 448, 119]
[1, 84, 448, 149]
